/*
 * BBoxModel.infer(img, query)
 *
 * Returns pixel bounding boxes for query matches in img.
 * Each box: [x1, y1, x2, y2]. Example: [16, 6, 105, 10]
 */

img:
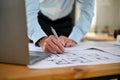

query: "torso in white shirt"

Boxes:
[39, 0, 74, 20]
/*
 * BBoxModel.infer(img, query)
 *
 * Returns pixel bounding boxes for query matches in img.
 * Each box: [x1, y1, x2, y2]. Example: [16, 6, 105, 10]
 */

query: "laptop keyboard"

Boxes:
[29, 56, 40, 60]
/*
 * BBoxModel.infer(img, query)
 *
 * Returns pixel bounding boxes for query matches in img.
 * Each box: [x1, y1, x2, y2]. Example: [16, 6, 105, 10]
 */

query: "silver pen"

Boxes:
[51, 27, 65, 47]
[51, 27, 59, 39]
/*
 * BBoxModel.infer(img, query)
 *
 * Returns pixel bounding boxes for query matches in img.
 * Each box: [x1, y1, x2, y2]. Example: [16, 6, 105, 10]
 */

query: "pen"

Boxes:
[51, 27, 59, 39]
[51, 27, 65, 46]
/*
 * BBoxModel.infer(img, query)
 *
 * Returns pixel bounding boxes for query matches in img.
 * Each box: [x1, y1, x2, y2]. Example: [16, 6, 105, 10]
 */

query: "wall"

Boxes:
[96, 0, 120, 30]
[119, 0, 120, 27]
[75, 0, 120, 34]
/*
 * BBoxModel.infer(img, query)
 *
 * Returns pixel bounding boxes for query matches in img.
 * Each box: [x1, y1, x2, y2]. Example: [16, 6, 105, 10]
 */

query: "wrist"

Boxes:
[38, 36, 48, 47]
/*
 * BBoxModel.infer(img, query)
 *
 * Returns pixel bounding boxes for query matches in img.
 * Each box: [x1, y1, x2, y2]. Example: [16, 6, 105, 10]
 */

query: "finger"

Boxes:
[47, 39, 64, 53]
[59, 36, 68, 46]
[65, 41, 72, 47]
[43, 41, 57, 54]
[65, 40, 76, 47]
[72, 41, 76, 46]
[50, 36, 65, 52]
[59, 36, 76, 47]
[58, 38, 65, 46]
[44, 35, 64, 53]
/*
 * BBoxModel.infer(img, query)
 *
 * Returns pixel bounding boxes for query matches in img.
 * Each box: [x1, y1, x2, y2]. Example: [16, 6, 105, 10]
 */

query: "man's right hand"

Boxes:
[38, 35, 65, 54]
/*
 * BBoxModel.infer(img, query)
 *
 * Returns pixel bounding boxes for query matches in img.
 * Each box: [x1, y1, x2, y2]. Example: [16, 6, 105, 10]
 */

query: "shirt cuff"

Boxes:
[69, 27, 83, 44]
[31, 30, 47, 46]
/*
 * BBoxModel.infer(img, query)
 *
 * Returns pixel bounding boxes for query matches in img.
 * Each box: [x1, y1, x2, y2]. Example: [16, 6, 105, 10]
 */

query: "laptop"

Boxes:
[0, 0, 50, 65]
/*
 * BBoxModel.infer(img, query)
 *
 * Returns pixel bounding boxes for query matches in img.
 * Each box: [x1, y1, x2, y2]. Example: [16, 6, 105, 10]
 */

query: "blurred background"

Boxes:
[75, 0, 120, 42]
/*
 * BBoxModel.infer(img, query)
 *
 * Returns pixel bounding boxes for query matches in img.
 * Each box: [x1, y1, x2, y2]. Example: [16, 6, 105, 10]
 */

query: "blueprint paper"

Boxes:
[28, 42, 120, 69]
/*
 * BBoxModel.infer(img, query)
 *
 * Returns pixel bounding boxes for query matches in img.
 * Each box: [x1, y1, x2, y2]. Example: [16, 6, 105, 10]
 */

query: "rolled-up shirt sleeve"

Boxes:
[69, 0, 94, 44]
[25, 0, 47, 45]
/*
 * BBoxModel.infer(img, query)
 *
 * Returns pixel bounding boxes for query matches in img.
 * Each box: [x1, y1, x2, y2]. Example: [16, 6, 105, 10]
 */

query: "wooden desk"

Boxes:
[0, 63, 120, 80]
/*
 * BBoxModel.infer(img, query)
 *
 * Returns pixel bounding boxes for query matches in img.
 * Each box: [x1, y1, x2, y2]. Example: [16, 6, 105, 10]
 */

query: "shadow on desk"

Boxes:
[82, 75, 120, 80]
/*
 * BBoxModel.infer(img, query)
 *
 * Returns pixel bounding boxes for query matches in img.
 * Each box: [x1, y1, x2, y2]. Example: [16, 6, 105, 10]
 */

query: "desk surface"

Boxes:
[0, 63, 120, 80]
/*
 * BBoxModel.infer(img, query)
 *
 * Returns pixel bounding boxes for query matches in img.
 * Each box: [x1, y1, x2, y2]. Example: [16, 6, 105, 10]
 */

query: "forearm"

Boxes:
[25, 0, 47, 45]
[69, 0, 94, 43]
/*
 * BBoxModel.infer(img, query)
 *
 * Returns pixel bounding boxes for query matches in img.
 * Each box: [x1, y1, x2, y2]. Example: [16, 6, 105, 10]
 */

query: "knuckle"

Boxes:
[49, 35, 54, 38]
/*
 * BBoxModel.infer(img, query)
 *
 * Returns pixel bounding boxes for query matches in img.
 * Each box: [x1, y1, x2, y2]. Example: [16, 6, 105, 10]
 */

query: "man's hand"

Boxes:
[38, 35, 65, 54]
[59, 36, 76, 47]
